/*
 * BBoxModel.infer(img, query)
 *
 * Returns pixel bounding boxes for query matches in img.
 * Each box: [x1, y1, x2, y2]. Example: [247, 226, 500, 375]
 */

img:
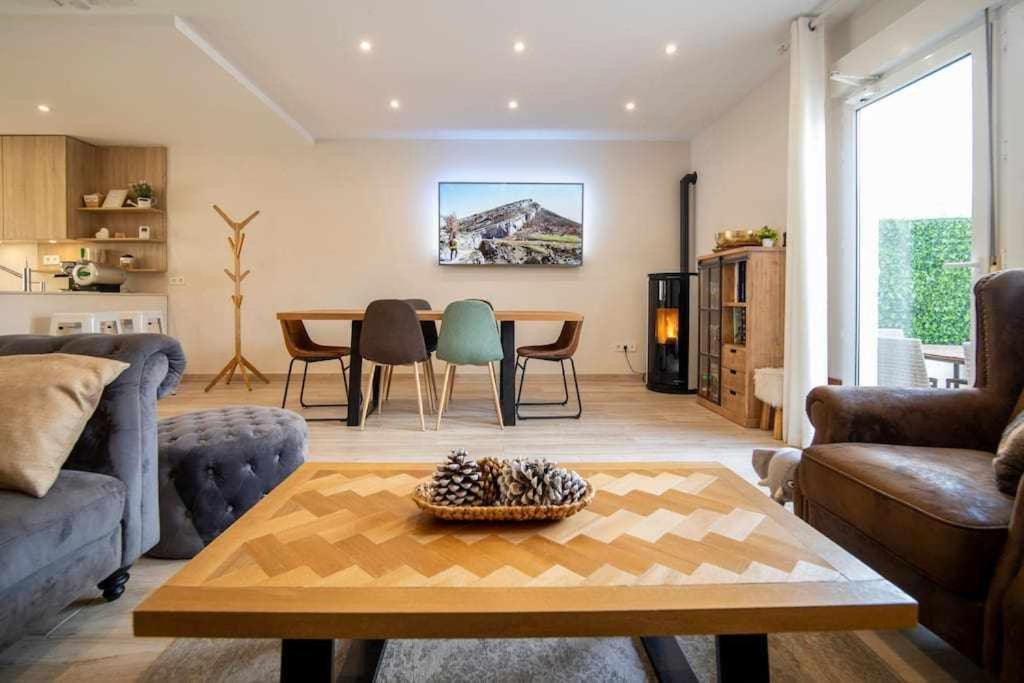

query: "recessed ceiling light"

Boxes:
[625, 101, 636, 111]
[508, 99, 519, 110]
[359, 40, 373, 52]
[664, 42, 678, 56]
[389, 99, 401, 110]
[513, 40, 526, 53]
[36, 104, 51, 113]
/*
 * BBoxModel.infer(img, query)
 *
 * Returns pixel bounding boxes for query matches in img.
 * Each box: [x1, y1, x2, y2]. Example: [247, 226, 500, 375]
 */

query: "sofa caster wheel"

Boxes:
[98, 567, 131, 602]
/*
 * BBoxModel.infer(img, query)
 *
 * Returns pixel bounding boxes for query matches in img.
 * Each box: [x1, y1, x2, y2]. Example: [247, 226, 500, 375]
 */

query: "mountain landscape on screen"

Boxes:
[439, 184, 583, 266]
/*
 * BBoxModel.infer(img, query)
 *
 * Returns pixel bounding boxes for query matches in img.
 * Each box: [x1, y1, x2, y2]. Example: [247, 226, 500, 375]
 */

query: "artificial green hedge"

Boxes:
[878, 217, 972, 344]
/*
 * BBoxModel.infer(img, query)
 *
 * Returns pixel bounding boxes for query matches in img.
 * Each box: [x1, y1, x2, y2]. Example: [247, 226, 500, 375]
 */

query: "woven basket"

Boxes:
[412, 482, 595, 522]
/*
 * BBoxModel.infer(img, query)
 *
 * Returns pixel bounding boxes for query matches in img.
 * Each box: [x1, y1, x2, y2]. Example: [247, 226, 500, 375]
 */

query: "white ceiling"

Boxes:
[0, 0, 817, 143]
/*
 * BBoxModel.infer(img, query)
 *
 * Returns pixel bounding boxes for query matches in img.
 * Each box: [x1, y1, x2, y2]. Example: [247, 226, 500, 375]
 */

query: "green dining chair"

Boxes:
[435, 300, 505, 430]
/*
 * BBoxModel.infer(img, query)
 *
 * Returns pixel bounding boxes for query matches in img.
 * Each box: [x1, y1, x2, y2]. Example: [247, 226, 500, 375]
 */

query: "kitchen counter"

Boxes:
[0, 290, 165, 296]
[0, 291, 168, 335]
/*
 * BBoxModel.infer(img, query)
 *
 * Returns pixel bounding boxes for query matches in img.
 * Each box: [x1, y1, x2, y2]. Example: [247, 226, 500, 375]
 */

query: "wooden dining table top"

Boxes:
[276, 309, 584, 322]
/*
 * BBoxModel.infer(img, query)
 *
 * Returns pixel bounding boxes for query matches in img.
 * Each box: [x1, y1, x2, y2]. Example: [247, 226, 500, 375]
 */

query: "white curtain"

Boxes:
[782, 17, 829, 447]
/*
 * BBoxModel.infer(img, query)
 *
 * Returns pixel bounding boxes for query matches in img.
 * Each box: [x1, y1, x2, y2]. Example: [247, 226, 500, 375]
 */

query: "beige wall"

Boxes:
[165, 138, 689, 375]
[689, 67, 790, 258]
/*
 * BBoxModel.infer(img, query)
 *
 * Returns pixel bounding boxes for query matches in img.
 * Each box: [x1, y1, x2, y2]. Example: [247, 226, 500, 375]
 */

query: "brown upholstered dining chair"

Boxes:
[383, 299, 439, 409]
[797, 269, 1024, 680]
[359, 299, 431, 431]
[515, 320, 583, 419]
[279, 319, 349, 421]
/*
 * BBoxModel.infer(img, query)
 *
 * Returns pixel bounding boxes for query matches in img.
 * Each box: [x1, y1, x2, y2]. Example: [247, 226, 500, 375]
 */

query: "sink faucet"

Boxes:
[0, 261, 45, 293]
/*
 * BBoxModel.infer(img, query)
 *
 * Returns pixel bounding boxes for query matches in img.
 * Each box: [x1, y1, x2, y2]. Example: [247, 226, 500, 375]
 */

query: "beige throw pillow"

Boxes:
[0, 353, 129, 497]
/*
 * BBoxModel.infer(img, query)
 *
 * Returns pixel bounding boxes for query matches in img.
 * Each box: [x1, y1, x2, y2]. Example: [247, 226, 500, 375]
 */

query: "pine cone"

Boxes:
[557, 468, 589, 504]
[499, 458, 556, 506]
[478, 457, 503, 505]
[429, 449, 484, 506]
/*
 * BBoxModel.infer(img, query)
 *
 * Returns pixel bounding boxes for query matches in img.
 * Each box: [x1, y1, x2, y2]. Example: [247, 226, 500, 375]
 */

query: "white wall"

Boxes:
[689, 68, 790, 257]
[163, 139, 689, 375]
[998, 1, 1024, 269]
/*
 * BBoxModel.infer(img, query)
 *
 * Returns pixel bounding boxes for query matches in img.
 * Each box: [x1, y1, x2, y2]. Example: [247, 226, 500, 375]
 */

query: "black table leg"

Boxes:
[500, 320, 516, 426]
[716, 633, 769, 682]
[640, 636, 699, 683]
[338, 639, 386, 682]
[281, 639, 335, 683]
[641, 634, 769, 683]
[346, 320, 364, 426]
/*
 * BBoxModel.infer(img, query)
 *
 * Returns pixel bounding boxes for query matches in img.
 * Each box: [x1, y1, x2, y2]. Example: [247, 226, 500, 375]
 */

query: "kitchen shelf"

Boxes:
[76, 207, 164, 214]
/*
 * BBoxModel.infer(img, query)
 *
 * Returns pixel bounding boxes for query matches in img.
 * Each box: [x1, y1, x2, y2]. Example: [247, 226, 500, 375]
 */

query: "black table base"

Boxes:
[281, 634, 769, 682]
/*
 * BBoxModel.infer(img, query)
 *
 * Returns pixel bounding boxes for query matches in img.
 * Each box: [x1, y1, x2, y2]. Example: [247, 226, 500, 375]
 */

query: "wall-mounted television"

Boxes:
[438, 182, 583, 266]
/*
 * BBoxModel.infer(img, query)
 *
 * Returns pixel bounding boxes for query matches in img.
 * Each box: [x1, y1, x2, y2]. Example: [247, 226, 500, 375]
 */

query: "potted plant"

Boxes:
[757, 226, 779, 248]
[130, 181, 155, 209]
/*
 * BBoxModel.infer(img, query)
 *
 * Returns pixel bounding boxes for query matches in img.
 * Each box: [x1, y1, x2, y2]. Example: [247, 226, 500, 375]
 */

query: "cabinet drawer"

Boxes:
[721, 387, 746, 416]
[722, 345, 746, 371]
[722, 367, 746, 394]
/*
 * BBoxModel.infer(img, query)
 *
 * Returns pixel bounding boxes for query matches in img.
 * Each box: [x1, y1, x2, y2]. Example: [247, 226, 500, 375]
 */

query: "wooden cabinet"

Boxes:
[0, 136, 168, 275]
[1, 136, 69, 241]
[697, 247, 785, 428]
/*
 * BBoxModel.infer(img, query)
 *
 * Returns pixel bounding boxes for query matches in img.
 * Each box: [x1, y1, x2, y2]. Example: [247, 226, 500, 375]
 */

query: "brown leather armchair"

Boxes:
[795, 269, 1024, 680]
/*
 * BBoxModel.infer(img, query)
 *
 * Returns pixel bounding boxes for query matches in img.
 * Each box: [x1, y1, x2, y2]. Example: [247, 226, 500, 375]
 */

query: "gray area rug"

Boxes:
[142, 632, 901, 682]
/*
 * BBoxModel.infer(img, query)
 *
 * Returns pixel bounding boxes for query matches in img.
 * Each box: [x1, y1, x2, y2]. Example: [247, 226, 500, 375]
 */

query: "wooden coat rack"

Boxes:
[204, 205, 269, 392]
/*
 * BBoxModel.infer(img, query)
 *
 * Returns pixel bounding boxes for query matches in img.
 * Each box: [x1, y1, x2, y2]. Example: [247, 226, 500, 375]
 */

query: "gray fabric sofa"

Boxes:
[0, 333, 185, 648]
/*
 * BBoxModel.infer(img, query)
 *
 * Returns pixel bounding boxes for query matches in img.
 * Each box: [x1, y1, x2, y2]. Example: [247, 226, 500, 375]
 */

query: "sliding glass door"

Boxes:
[856, 28, 990, 389]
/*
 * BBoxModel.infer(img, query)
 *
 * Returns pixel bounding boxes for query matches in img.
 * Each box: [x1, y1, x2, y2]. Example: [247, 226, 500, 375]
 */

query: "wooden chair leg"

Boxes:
[435, 363, 453, 430]
[360, 361, 375, 430]
[488, 362, 504, 430]
[383, 365, 394, 404]
[422, 362, 435, 414]
[427, 357, 439, 405]
[759, 402, 771, 430]
[413, 362, 426, 431]
[773, 407, 784, 440]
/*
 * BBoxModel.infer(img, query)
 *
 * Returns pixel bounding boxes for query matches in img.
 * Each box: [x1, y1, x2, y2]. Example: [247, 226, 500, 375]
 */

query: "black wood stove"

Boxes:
[646, 173, 698, 394]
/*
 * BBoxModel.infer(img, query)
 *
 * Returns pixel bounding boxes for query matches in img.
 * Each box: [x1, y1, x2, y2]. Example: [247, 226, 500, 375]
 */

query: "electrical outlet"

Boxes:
[168, 275, 185, 286]
[613, 342, 638, 352]
[42, 254, 60, 265]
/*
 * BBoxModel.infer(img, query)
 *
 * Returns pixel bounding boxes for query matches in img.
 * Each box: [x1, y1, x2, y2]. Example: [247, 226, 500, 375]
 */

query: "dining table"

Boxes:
[275, 309, 584, 426]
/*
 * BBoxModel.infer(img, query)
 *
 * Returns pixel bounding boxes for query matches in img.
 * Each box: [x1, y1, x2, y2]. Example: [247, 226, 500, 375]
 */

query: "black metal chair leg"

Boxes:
[281, 358, 297, 409]
[299, 358, 349, 409]
[516, 356, 582, 419]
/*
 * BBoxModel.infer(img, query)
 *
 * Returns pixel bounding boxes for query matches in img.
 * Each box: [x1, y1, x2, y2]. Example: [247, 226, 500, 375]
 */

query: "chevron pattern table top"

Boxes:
[134, 462, 916, 639]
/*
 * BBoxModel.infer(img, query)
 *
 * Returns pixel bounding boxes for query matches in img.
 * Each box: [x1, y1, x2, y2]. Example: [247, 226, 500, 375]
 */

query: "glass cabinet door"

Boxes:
[698, 259, 722, 403]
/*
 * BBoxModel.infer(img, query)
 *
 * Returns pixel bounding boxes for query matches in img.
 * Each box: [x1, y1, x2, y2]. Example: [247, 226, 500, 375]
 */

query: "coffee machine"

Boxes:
[56, 261, 127, 292]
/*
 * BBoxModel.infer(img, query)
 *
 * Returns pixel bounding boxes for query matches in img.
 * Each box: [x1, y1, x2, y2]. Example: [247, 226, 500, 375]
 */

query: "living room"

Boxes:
[1, 0, 1022, 681]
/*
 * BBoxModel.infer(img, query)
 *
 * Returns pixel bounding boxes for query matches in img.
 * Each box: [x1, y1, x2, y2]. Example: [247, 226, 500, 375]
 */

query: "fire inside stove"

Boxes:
[655, 307, 679, 345]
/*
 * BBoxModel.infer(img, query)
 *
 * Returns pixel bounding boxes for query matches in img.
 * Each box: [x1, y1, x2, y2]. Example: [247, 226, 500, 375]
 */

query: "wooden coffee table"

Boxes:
[134, 462, 916, 682]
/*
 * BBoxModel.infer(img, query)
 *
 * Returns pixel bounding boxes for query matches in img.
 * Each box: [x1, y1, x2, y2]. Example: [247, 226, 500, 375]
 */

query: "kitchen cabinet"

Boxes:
[1, 136, 68, 241]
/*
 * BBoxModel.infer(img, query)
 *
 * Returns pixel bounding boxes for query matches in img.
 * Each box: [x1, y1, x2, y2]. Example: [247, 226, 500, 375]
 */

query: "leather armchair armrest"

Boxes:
[806, 385, 1008, 452]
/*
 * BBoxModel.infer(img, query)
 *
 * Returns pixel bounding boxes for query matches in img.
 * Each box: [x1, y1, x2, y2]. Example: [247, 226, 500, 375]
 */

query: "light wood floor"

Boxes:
[0, 374, 985, 681]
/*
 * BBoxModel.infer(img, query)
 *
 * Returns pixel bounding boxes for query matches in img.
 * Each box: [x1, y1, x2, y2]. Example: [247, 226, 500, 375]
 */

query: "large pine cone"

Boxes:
[429, 449, 484, 506]
[478, 457, 503, 505]
[499, 458, 555, 506]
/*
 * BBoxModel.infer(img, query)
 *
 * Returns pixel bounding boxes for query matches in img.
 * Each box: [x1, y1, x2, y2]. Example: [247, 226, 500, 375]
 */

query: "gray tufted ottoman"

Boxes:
[148, 406, 308, 559]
